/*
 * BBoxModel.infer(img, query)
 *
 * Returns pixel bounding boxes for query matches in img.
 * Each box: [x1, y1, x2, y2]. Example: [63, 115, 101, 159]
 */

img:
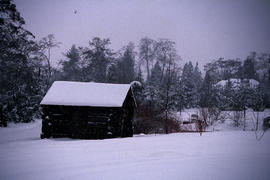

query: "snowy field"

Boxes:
[0, 120, 270, 180]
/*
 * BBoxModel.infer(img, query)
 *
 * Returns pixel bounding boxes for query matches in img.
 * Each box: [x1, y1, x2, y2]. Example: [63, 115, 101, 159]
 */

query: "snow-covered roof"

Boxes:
[40, 81, 132, 107]
[215, 78, 259, 89]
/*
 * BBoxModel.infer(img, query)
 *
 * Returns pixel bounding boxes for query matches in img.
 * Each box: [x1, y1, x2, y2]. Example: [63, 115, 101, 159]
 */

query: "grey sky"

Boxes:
[15, 0, 270, 69]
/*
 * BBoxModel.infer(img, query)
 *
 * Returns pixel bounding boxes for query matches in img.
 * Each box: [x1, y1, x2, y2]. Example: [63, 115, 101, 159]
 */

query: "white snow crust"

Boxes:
[0, 119, 270, 180]
[40, 81, 131, 107]
[216, 78, 259, 89]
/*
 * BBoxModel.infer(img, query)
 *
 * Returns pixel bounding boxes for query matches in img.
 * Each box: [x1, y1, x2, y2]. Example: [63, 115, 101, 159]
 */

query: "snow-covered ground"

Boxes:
[0, 120, 270, 180]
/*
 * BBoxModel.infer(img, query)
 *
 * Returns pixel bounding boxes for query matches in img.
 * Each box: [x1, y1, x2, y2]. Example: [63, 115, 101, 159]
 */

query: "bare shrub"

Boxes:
[233, 111, 243, 127]
[200, 108, 209, 125]
[166, 114, 180, 133]
[133, 103, 163, 134]
[133, 103, 180, 134]
[209, 107, 222, 124]
[219, 112, 227, 123]
[199, 107, 221, 126]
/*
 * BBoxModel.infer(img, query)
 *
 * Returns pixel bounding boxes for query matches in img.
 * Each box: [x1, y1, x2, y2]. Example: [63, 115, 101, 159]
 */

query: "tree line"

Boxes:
[1, 0, 270, 133]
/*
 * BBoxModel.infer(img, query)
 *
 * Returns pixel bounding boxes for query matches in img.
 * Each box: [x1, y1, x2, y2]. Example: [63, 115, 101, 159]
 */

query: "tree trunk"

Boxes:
[146, 59, 150, 81]
[46, 48, 52, 89]
[256, 111, 259, 131]
[161, 61, 166, 82]
[243, 109, 246, 131]
[164, 55, 172, 134]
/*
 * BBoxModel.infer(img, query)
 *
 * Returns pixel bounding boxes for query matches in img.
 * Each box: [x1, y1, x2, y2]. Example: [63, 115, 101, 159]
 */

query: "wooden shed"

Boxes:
[40, 81, 136, 139]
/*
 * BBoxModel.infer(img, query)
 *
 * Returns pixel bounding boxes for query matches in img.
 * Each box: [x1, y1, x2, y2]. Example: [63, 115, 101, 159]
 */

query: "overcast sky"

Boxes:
[15, 0, 270, 69]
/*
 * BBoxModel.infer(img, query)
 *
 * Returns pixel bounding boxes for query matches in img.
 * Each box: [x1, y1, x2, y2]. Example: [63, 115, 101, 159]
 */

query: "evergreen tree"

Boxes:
[0, 0, 42, 123]
[242, 57, 256, 79]
[192, 62, 203, 106]
[200, 71, 217, 108]
[60, 45, 81, 81]
[180, 62, 195, 108]
[81, 37, 114, 82]
[117, 42, 136, 83]
[107, 62, 119, 83]
[220, 79, 235, 109]
[147, 61, 162, 103]
[166, 68, 180, 111]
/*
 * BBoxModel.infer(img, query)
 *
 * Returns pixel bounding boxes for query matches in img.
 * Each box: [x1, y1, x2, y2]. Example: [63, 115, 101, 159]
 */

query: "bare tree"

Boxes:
[155, 39, 178, 82]
[38, 34, 61, 87]
[139, 37, 156, 80]
[155, 39, 179, 134]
